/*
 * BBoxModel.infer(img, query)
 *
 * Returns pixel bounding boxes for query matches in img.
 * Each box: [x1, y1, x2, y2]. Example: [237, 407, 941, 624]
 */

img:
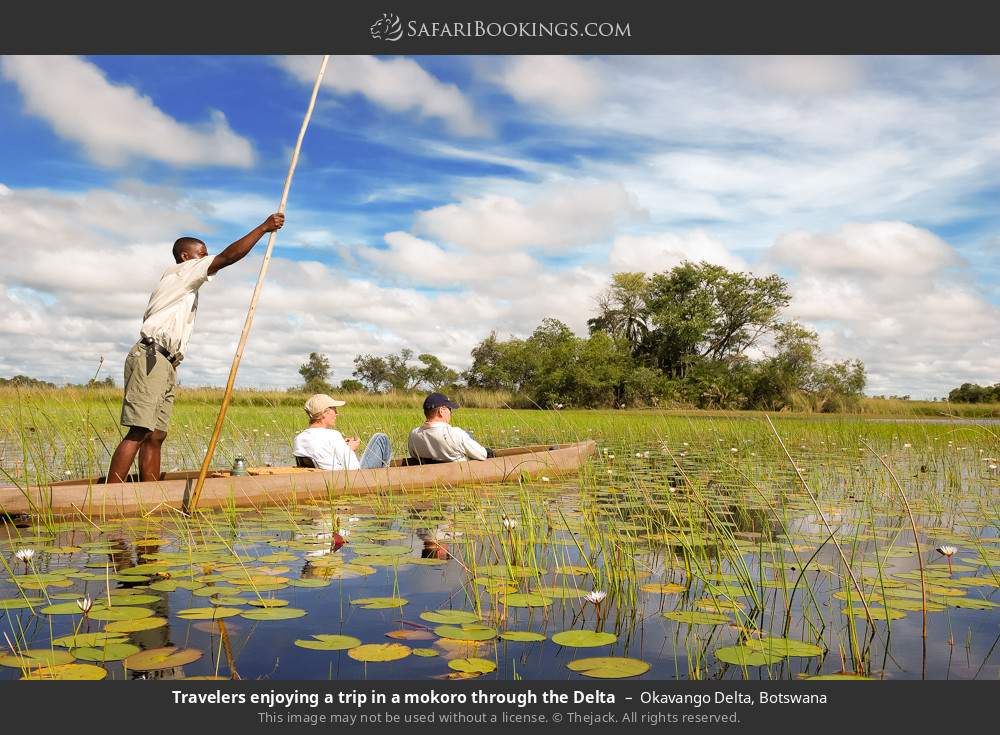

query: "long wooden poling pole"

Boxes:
[185, 55, 330, 513]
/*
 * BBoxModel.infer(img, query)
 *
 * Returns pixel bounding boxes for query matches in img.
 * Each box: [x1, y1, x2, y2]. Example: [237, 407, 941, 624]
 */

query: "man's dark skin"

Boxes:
[106, 213, 284, 483]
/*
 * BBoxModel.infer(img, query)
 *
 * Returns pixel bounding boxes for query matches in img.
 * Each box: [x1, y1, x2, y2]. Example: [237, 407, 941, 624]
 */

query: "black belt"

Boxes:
[140, 336, 182, 372]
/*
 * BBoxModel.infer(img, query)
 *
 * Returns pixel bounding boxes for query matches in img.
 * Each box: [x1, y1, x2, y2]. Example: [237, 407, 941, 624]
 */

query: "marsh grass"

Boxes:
[0, 390, 998, 680]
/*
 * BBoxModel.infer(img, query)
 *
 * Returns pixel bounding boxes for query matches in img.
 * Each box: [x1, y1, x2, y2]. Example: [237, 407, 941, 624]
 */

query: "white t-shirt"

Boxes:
[407, 422, 487, 462]
[140, 256, 214, 355]
[292, 428, 361, 470]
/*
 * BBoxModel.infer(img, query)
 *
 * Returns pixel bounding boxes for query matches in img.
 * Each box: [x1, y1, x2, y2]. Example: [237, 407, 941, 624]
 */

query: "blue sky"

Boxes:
[1, 55, 998, 397]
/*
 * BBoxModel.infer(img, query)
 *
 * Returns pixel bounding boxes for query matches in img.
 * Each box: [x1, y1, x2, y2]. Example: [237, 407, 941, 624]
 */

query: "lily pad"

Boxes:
[294, 635, 362, 651]
[552, 630, 618, 648]
[348, 643, 411, 662]
[0, 597, 44, 610]
[449, 657, 496, 674]
[22, 663, 107, 680]
[125, 646, 203, 671]
[386, 630, 435, 641]
[499, 631, 547, 642]
[287, 578, 331, 588]
[746, 637, 824, 658]
[350, 596, 408, 610]
[567, 656, 650, 679]
[89, 606, 154, 621]
[412, 648, 439, 657]
[419, 610, 481, 625]
[71, 642, 141, 662]
[105, 617, 168, 633]
[434, 624, 498, 642]
[640, 583, 687, 595]
[532, 586, 588, 599]
[52, 632, 127, 648]
[240, 608, 307, 621]
[178, 607, 244, 620]
[716, 645, 785, 666]
[0, 649, 76, 668]
[663, 610, 730, 625]
[502, 593, 553, 608]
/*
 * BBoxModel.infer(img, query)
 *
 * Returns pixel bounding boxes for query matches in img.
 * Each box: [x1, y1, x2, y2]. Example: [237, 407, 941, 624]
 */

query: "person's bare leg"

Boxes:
[107, 427, 151, 483]
[138, 430, 168, 482]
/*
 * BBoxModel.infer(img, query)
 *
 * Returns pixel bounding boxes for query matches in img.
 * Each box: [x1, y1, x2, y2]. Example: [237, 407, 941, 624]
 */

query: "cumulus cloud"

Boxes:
[357, 231, 536, 285]
[277, 55, 488, 137]
[414, 180, 642, 253]
[0, 183, 610, 389]
[766, 222, 1000, 397]
[491, 56, 605, 114]
[0, 56, 255, 168]
[610, 230, 747, 273]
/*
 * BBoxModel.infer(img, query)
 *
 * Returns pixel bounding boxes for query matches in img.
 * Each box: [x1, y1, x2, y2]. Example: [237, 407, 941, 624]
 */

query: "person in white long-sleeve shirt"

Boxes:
[407, 392, 491, 463]
[293, 394, 391, 470]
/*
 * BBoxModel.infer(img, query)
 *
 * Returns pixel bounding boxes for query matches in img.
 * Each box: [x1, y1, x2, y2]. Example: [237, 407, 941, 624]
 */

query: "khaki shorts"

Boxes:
[120, 341, 177, 433]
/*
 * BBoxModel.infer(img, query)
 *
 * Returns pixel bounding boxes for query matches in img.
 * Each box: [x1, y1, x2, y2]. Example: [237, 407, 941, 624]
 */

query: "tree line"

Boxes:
[947, 383, 1000, 404]
[299, 261, 869, 411]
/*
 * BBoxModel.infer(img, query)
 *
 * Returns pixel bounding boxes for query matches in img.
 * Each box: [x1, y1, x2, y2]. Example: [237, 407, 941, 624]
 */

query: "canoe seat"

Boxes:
[399, 456, 448, 466]
[293, 456, 317, 469]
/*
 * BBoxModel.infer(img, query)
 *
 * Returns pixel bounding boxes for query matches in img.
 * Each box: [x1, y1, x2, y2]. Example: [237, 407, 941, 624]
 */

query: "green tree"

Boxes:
[640, 261, 790, 377]
[298, 352, 333, 393]
[417, 353, 459, 391]
[338, 378, 366, 393]
[587, 271, 650, 353]
[353, 354, 390, 392]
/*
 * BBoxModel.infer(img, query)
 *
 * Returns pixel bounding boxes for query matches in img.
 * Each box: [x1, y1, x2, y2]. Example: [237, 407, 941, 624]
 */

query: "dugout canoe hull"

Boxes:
[0, 441, 597, 518]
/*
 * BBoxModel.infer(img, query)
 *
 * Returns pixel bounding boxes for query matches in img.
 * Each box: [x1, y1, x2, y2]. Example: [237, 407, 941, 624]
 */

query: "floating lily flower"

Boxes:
[77, 596, 93, 615]
[937, 545, 958, 575]
[348, 516, 361, 524]
[540, 476, 550, 482]
[337, 528, 350, 539]
[14, 548, 34, 565]
[502, 517, 518, 531]
[585, 590, 607, 604]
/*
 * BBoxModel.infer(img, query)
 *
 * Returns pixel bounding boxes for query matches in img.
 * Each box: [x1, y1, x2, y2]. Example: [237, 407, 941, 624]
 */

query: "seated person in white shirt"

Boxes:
[407, 392, 493, 463]
[292, 394, 392, 470]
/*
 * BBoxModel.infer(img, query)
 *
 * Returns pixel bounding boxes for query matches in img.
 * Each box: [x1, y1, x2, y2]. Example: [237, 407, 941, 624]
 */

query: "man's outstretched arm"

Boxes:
[209, 213, 285, 275]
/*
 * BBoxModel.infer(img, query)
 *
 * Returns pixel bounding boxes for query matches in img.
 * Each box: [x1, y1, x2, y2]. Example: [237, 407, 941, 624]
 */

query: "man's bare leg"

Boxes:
[138, 430, 167, 482]
[107, 426, 151, 483]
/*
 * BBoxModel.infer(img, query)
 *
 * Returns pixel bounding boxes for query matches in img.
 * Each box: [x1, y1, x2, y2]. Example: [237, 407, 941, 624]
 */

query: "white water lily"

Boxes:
[540, 476, 551, 482]
[936, 545, 957, 557]
[585, 590, 607, 605]
[337, 528, 350, 539]
[348, 516, 361, 524]
[76, 596, 93, 614]
[502, 517, 518, 531]
[14, 548, 34, 563]
[305, 549, 330, 558]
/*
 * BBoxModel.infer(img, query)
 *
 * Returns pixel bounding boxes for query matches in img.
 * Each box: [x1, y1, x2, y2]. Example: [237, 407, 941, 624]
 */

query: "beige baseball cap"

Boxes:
[304, 394, 346, 418]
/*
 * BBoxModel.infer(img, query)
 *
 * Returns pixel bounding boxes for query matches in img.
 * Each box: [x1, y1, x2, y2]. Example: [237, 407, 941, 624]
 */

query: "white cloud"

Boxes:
[766, 221, 961, 276]
[0, 56, 255, 168]
[767, 222, 1000, 397]
[277, 55, 488, 137]
[609, 231, 747, 273]
[357, 231, 536, 285]
[414, 180, 642, 253]
[491, 56, 605, 114]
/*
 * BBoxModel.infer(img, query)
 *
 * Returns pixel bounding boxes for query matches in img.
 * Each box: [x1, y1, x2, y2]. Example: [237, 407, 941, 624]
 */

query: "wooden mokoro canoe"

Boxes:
[0, 441, 597, 518]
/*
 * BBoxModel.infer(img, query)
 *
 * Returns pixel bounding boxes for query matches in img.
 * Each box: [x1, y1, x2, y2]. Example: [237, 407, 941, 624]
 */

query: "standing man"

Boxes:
[106, 213, 285, 483]
[407, 392, 492, 463]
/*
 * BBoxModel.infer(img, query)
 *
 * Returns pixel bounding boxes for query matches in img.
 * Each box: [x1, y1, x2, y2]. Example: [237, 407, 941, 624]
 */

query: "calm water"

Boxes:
[1, 429, 998, 681]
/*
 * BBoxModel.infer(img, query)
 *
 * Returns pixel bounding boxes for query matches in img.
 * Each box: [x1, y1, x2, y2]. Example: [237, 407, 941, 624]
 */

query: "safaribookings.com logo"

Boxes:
[370, 13, 631, 41]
